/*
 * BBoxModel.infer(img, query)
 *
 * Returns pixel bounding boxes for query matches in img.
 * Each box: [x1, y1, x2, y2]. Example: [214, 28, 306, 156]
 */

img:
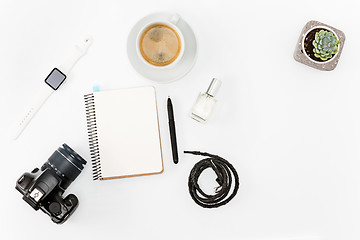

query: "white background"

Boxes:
[1, 0, 360, 239]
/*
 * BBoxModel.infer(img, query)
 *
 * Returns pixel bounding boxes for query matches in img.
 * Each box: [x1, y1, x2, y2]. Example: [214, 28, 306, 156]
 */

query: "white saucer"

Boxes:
[127, 12, 197, 83]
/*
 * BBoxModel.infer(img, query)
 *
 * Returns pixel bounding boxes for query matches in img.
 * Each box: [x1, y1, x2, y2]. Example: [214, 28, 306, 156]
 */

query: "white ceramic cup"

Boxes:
[136, 14, 185, 69]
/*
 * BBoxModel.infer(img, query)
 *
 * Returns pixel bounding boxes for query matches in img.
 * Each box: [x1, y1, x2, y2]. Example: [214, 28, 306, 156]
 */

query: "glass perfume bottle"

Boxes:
[190, 78, 222, 123]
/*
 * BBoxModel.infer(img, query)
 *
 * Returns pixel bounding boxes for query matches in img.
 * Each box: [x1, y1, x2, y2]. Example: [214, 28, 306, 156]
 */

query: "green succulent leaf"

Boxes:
[312, 29, 340, 61]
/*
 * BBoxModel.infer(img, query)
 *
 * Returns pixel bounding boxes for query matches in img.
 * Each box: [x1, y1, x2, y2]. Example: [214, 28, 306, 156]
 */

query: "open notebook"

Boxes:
[84, 86, 163, 180]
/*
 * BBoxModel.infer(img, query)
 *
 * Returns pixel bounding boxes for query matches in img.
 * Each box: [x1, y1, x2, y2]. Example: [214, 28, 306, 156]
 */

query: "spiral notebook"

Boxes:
[84, 86, 163, 180]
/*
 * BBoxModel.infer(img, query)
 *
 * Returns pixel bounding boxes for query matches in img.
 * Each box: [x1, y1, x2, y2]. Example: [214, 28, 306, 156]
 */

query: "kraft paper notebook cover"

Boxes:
[84, 86, 163, 180]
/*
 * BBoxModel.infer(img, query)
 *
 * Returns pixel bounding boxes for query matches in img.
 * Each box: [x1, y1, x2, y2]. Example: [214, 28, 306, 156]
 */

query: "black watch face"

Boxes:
[45, 68, 66, 90]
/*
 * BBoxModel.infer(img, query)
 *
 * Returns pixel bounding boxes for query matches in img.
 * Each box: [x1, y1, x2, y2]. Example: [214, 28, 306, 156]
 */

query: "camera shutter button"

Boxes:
[49, 202, 62, 216]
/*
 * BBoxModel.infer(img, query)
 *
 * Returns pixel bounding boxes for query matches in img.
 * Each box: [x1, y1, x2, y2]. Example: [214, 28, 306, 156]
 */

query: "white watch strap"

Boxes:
[10, 84, 53, 139]
[57, 36, 93, 75]
[10, 36, 93, 140]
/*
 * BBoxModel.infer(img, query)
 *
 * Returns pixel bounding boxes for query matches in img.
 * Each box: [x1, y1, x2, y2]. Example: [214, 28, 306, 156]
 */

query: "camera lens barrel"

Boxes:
[44, 144, 87, 189]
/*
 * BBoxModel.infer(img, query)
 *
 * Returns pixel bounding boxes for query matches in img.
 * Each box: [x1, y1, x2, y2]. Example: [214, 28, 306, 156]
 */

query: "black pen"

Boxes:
[167, 97, 179, 164]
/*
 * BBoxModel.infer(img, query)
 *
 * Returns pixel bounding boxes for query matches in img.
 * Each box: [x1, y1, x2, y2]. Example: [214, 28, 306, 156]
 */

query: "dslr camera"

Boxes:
[16, 144, 87, 224]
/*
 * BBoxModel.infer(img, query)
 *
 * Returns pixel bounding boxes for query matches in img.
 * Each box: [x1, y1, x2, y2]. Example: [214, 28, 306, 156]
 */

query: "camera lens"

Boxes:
[43, 144, 87, 189]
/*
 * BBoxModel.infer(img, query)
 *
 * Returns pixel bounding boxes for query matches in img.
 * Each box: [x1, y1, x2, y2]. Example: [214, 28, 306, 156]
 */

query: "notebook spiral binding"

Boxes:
[84, 93, 102, 180]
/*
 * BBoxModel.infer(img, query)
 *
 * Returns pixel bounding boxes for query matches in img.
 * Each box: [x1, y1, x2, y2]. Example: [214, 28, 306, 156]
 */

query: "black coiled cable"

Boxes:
[185, 151, 240, 208]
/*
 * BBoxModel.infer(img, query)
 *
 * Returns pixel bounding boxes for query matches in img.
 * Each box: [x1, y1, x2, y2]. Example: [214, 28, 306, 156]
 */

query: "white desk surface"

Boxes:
[1, 0, 360, 239]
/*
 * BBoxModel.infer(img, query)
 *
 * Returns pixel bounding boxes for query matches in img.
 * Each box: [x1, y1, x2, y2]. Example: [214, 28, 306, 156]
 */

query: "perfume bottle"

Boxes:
[190, 78, 222, 123]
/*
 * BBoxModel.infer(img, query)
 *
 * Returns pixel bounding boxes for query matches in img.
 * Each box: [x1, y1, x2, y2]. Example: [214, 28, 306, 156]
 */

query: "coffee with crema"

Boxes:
[139, 24, 181, 67]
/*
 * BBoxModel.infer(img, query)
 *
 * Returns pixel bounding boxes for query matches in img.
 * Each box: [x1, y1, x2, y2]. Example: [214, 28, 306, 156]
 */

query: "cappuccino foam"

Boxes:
[139, 24, 181, 66]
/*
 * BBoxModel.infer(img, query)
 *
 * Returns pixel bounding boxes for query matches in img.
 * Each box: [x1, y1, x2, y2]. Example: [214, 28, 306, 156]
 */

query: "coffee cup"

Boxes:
[136, 14, 185, 69]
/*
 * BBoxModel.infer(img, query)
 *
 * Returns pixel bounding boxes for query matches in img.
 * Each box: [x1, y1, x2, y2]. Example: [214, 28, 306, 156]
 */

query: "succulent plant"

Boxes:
[312, 29, 340, 61]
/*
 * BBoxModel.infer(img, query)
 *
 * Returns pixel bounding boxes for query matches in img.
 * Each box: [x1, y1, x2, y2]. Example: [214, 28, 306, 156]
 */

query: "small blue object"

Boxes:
[92, 85, 100, 92]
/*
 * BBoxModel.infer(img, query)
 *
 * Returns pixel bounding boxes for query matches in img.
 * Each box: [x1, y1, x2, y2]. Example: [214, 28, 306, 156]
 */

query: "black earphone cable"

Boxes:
[184, 151, 240, 208]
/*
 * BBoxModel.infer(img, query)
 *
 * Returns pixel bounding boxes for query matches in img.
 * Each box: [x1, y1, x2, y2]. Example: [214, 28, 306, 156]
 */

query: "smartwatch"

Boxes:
[10, 36, 93, 139]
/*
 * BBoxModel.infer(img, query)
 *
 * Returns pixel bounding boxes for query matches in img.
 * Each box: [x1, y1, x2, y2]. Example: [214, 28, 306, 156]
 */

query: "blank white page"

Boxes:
[92, 86, 163, 180]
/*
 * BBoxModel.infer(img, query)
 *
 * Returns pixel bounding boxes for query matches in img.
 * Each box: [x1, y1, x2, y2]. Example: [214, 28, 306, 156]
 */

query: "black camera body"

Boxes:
[16, 144, 87, 224]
